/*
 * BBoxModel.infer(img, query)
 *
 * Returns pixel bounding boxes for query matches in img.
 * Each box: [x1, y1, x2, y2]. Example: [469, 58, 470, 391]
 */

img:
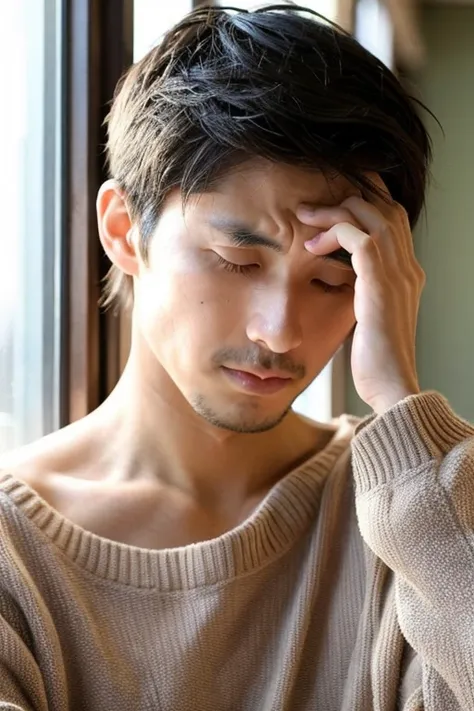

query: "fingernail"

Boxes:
[297, 204, 316, 219]
[305, 232, 326, 248]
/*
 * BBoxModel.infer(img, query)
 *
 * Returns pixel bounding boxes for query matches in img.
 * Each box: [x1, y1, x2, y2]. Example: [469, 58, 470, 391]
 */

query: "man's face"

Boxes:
[133, 160, 356, 433]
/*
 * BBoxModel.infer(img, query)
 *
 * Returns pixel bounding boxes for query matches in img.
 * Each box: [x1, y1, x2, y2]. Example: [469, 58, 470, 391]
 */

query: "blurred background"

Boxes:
[0, 0, 472, 453]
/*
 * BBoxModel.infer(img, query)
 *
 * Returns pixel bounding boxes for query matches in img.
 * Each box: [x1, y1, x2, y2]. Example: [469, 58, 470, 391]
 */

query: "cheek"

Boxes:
[135, 267, 246, 360]
[302, 297, 355, 358]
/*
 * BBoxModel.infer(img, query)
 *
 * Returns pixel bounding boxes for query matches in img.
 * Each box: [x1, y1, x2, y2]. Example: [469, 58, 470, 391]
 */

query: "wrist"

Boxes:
[370, 385, 421, 415]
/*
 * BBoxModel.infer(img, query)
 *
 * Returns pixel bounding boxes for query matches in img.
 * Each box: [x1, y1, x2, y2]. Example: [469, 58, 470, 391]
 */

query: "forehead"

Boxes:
[210, 159, 356, 211]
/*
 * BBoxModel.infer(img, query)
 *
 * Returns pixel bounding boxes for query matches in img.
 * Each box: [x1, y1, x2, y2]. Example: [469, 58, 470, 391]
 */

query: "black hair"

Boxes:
[105, 4, 432, 308]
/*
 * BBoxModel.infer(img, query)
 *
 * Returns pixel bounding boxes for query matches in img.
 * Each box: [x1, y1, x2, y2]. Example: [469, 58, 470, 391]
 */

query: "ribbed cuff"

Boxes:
[351, 391, 474, 496]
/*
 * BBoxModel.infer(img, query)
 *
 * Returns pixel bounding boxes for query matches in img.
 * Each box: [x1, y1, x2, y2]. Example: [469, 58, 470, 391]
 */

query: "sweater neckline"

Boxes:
[0, 418, 354, 591]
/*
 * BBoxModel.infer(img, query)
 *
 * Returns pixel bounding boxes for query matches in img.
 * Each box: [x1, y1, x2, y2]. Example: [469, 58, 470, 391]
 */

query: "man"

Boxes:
[0, 5, 473, 710]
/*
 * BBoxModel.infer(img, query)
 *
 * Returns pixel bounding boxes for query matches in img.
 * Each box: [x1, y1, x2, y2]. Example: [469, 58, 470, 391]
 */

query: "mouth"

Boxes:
[220, 366, 294, 395]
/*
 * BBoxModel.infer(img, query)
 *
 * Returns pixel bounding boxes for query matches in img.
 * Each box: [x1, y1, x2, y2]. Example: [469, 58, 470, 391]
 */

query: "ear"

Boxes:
[97, 179, 140, 277]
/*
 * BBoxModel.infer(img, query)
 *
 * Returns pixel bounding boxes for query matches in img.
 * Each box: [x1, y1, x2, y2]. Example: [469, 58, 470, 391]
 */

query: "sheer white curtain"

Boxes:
[356, 0, 394, 67]
[134, 0, 195, 61]
[0, 0, 62, 453]
[216, 0, 338, 15]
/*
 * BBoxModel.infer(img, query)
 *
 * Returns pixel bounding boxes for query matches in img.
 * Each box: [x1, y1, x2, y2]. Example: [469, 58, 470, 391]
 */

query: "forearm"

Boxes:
[352, 392, 474, 710]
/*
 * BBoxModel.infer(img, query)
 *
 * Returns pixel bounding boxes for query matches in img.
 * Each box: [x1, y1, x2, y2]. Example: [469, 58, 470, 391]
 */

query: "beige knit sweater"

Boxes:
[0, 391, 473, 710]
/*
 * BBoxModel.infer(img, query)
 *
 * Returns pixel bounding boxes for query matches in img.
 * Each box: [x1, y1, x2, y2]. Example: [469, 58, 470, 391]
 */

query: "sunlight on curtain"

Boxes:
[0, 1, 62, 452]
[134, 0, 195, 61]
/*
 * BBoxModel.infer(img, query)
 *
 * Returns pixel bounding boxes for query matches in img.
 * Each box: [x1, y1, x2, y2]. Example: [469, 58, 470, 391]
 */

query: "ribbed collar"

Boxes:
[0, 417, 355, 591]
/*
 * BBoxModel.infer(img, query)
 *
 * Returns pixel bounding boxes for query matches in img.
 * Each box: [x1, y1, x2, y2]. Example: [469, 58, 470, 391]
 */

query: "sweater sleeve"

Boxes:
[0, 501, 62, 711]
[0, 609, 48, 710]
[351, 391, 474, 711]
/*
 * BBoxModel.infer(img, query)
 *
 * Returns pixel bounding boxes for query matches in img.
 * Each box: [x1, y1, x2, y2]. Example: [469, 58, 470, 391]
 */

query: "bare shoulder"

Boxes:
[0, 420, 93, 505]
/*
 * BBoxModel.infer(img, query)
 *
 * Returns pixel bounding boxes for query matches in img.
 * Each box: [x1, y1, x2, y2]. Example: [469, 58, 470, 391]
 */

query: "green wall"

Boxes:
[346, 5, 474, 419]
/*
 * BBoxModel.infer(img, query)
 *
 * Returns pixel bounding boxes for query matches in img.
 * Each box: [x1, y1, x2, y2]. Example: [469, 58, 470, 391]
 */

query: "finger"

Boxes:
[364, 172, 392, 198]
[356, 173, 413, 237]
[360, 173, 408, 232]
[350, 177, 416, 260]
[295, 205, 364, 232]
[305, 222, 386, 285]
[304, 227, 343, 257]
[340, 195, 404, 265]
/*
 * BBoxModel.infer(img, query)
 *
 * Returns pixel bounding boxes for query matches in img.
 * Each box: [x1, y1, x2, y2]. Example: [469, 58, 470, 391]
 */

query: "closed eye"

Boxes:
[214, 253, 352, 293]
[311, 279, 350, 294]
[214, 253, 259, 276]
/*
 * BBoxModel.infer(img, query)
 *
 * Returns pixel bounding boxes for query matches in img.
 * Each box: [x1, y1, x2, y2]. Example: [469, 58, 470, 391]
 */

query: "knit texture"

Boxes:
[0, 392, 473, 710]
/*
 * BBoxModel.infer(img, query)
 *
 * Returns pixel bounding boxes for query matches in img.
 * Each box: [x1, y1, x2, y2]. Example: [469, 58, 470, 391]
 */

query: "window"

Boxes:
[0, 1, 63, 453]
[355, 0, 394, 68]
[134, 0, 195, 61]
[215, 0, 339, 22]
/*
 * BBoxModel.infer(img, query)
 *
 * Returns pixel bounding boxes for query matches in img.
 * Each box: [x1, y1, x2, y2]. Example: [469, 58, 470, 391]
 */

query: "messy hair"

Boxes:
[104, 3, 432, 310]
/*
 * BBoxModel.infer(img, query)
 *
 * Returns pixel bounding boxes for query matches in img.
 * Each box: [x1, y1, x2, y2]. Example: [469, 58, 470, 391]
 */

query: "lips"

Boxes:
[221, 366, 293, 395]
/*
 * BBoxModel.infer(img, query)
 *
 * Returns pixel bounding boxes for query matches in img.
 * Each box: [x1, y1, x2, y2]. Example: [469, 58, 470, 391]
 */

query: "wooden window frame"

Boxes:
[62, 0, 133, 425]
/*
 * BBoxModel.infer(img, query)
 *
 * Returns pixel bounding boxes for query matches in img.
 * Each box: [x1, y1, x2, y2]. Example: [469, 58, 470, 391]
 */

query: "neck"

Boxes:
[85, 347, 333, 508]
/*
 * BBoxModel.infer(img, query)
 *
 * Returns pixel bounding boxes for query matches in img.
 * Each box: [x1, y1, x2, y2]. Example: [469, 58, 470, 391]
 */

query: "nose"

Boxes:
[246, 288, 303, 354]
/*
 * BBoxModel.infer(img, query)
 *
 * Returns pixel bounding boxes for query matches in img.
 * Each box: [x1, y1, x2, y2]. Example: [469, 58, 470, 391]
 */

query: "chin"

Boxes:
[191, 394, 292, 434]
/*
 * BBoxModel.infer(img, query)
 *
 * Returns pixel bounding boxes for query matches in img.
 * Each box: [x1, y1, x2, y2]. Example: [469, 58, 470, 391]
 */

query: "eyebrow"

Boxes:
[209, 217, 284, 253]
[209, 216, 353, 268]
